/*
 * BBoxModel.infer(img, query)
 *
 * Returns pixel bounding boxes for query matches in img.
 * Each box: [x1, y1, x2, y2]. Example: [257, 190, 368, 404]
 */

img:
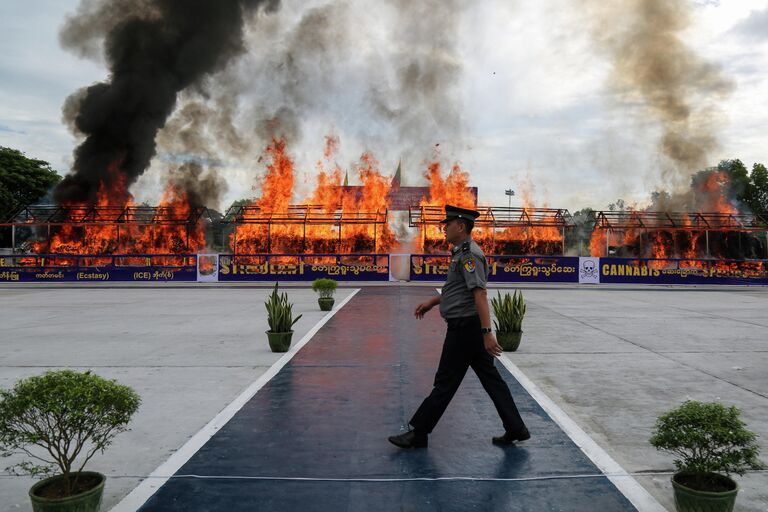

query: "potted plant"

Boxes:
[265, 282, 302, 352]
[0, 370, 141, 512]
[311, 278, 338, 311]
[650, 400, 763, 512]
[491, 289, 526, 351]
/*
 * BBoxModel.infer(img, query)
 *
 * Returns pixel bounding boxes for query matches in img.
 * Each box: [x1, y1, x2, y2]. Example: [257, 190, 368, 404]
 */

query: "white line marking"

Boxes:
[110, 289, 361, 512]
[497, 354, 667, 512]
[104, 472, 668, 483]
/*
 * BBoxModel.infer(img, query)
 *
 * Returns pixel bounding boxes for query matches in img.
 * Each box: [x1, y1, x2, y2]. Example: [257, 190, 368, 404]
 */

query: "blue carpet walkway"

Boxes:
[138, 287, 638, 511]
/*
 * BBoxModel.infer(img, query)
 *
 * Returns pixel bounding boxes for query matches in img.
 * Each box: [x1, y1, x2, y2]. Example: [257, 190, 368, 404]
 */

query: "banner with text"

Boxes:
[3, 254, 767, 285]
[216, 254, 390, 281]
[599, 258, 768, 285]
[409, 255, 580, 283]
[0, 255, 196, 283]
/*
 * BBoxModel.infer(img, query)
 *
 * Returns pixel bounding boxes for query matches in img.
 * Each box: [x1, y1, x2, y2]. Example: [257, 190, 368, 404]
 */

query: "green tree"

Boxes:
[690, 160, 755, 211]
[716, 159, 750, 200]
[0, 147, 61, 218]
[747, 163, 768, 214]
[703, 159, 768, 214]
[1, 147, 62, 248]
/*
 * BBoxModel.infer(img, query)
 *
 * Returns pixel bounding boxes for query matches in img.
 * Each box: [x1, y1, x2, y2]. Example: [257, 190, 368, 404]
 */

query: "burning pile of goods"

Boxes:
[589, 171, 768, 269]
[2, 139, 397, 259]
[408, 161, 573, 256]
[6, 145, 764, 268]
[223, 139, 396, 256]
[410, 205, 573, 256]
[4, 132, 580, 260]
[590, 210, 768, 262]
[3, 163, 207, 261]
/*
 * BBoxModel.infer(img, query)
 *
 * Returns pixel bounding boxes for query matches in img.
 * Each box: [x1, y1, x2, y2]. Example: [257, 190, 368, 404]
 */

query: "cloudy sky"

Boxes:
[1, 0, 767, 213]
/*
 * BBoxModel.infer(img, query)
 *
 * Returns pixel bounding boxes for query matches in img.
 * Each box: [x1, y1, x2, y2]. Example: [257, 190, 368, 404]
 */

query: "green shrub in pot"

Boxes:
[0, 370, 140, 512]
[311, 278, 338, 311]
[265, 282, 302, 352]
[650, 400, 763, 512]
[490, 289, 526, 351]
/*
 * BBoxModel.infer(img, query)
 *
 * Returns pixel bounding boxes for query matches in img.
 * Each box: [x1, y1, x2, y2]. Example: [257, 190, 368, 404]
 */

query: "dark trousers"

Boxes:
[409, 315, 526, 434]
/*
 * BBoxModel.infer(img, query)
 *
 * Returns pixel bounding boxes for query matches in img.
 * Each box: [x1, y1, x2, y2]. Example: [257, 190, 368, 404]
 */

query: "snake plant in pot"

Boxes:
[491, 290, 526, 351]
[311, 278, 338, 311]
[0, 370, 140, 512]
[265, 282, 302, 352]
[650, 400, 763, 512]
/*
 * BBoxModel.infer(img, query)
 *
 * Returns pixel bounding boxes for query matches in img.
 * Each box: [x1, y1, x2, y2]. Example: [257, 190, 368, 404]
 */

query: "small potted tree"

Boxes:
[650, 400, 763, 512]
[311, 278, 338, 311]
[0, 370, 141, 512]
[265, 282, 302, 352]
[491, 289, 526, 351]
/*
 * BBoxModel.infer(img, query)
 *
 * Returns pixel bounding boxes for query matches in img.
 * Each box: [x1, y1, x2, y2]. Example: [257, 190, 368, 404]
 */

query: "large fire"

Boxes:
[590, 171, 767, 266]
[477, 211, 564, 255]
[16, 138, 763, 265]
[416, 164, 565, 255]
[229, 138, 396, 255]
[18, 139, 575, 259]
[32, 162, 206, 260]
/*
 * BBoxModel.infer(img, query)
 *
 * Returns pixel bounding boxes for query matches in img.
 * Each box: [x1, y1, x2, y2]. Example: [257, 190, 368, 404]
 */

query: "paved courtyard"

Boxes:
[0, 283, 766, 511]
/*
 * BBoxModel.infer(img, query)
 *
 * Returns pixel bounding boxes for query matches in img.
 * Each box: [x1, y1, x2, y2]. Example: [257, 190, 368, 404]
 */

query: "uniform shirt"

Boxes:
[439, 238, 489, 319]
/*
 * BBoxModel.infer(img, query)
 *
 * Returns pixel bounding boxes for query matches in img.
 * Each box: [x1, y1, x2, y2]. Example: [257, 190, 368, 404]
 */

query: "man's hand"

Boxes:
[414, 301, 435, 319]
[483, 332, 503, 357]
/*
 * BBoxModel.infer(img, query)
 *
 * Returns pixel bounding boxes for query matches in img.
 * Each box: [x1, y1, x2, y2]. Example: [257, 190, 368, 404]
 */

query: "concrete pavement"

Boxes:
[0, 283, 766, 511]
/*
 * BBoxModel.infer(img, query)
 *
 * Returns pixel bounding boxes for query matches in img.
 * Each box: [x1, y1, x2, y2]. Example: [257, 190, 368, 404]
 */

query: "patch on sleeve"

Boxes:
[462, 258, 476, 273]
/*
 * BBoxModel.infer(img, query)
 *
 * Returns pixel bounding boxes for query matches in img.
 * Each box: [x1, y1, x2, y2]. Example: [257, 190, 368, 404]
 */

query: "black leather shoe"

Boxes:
[388, 429, 428, 448]
[492, 427, 530, 445]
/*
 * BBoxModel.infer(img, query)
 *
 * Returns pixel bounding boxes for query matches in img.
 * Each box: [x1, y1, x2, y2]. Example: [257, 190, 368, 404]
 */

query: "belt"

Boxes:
[445, 315, 480, 330]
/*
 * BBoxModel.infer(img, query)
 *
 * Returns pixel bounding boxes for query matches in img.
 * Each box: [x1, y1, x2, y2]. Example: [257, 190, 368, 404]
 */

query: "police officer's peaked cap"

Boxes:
[440, 204, 480, 223]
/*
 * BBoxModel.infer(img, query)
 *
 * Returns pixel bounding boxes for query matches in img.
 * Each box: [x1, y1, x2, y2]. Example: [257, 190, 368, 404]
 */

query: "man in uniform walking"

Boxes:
[388, 204, 530, 449]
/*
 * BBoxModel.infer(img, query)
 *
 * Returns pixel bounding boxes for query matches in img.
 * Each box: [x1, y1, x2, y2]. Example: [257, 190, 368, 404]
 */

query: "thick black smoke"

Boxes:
[55, 0, 280, 206]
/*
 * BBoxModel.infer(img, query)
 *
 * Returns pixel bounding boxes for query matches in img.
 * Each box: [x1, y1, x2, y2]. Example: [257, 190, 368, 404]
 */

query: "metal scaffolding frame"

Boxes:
[594, 211, 768, 231]
[408, 205, 574, 255]
[222, 204, 389, 254]
[0, 205, 209, 253]
[2, 205, 208, 225]
[593, 210, 768, 258]
[409, 205, 573, 227]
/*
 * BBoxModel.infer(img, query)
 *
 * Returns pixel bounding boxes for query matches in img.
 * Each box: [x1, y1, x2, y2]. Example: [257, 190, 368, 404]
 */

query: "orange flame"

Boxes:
[230, 138, 396, 255]
[417, 161, 564, 255]
[36, 161, 206, 258]
[417, 161, 476, 253]
[485, 210, 562, 255]
[590, 171, 750, 264]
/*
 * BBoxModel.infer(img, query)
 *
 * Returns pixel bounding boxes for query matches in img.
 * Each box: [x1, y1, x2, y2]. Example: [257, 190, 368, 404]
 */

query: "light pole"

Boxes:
[505, 189, 515, 209]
